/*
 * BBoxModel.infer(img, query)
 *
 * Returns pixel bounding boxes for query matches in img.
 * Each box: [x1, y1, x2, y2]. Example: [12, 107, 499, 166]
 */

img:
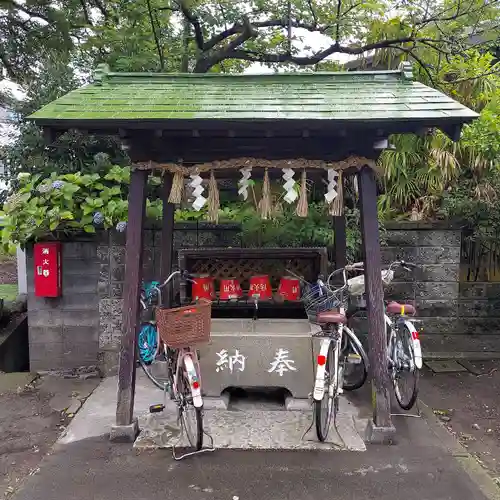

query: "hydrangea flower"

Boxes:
[116, 221, 127, 233]
[38, 183, 51, 193]
[94, 152, 110, 167]
[51, 180, 64, 189]
[93, 212, 104, 225]
[17, 172, 31, 181]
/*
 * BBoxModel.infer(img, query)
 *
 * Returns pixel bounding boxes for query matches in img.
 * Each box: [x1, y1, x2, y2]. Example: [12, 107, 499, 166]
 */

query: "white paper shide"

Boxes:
[189, 173, 206, 211]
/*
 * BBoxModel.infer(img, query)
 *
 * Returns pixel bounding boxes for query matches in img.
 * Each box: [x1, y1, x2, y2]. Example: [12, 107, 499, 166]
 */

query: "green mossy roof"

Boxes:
[29, 63, 478, 124]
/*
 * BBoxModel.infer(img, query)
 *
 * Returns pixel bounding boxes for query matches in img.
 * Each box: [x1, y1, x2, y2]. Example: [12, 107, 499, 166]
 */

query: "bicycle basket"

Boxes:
[301, 285, 342, 323]
[155, 300, 212, 348]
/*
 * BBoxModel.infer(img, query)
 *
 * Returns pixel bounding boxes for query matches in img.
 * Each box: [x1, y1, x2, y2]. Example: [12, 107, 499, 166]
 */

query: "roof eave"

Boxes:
[28, 115, 478, 142]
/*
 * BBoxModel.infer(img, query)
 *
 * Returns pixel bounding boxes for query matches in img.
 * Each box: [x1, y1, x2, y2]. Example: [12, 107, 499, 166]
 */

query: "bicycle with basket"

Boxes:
[137, 270, 215, 460]
[292, 266, 369, 442]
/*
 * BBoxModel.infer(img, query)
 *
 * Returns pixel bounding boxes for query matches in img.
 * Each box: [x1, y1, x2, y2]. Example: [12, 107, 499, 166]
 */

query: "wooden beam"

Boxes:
[358, 165, 394, 436]
[115, 168, 148, 428]
[42, 127, 55, 145]
[160, 172, 175, 307]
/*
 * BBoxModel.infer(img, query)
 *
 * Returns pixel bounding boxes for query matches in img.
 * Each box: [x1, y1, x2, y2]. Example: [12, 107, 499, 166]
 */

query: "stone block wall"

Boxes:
[382, 222, 500, 356]
[26, 221, 500, 373]
[26, 224, 241, 374]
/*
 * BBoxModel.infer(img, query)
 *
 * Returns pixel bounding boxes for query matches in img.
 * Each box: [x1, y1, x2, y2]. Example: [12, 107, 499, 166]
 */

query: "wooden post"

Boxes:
[358, 165, 394, 441]
[160, 173, 175, 307]
[332, 173, 346, 282]
[112, 168, 148, 439]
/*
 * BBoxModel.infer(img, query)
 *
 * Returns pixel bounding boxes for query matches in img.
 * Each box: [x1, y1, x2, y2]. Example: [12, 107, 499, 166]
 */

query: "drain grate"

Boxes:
[425, 360, 468, 373]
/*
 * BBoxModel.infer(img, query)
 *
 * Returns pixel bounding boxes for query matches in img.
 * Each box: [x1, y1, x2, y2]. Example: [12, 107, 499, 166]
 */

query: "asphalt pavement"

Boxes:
[10, 416, 495, 500]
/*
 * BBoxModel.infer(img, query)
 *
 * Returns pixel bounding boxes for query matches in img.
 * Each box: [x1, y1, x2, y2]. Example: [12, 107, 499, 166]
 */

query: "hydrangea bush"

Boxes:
[1, 166, 162, 249]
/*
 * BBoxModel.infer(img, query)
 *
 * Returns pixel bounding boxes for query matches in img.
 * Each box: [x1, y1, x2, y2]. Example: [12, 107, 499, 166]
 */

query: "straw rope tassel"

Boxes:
[207, 170, 220, 223]
[168, 170, 184, 204]
[329, 170, 344, 216]
[296, 170, 308, 217]
[259, 168, 272, 220]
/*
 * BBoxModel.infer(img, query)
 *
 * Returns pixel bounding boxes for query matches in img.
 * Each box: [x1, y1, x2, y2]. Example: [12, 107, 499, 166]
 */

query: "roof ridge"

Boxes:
[91, 65, 411, 84]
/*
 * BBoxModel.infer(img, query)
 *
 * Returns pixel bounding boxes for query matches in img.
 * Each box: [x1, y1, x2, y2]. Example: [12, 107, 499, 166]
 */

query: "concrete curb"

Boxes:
[418, 399, 500, 500]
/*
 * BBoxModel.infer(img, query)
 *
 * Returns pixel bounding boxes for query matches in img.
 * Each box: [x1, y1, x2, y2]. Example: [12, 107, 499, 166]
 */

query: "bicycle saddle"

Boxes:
[386, 301, 416, 316]
[316, 310, 347, 325]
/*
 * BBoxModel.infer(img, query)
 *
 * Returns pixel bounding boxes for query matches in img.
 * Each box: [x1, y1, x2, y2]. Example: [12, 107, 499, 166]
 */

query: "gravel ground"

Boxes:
[0, 374, 100, 499]
[0, 384, 62, 499]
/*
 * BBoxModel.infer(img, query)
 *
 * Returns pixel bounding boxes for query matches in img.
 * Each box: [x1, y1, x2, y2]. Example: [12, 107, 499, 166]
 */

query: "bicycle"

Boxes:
[299, 265, 369, 442]
[346, 260, 423, 411]
[137, 270, 215, 459]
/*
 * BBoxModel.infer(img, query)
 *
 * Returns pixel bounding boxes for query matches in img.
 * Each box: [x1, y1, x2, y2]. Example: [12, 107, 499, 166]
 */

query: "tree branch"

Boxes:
[0, 50, 15, 80]
[306, 0, 318, 28]
[195, 36, 437, 72]
[417, 0, 499, 27]
[203, 19, 319, 52]
[8, 0, 51, 24]
[335, 0, 342, 45]
[449, 68, 500, 84]
[146, 0, 165, 70]
[175, 0, 204, 51]
[90, 0, 112, 22]
[78, 0, 93, 26]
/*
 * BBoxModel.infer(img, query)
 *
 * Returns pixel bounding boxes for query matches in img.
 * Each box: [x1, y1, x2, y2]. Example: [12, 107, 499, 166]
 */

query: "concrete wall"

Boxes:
[382, 222, 500, 357]
[27, 241, 100, 372]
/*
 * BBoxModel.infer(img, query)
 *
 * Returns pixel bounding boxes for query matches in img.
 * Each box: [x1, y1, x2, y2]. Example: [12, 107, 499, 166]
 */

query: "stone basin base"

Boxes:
[199, 319, 321, 399]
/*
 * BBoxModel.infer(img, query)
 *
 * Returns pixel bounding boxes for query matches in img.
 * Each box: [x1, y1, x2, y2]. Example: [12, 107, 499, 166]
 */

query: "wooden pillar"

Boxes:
[114, 168, 148, 433]
[332, 173, 346, 282]
[160, 173, 175, 307]
[358, 165, 394, 439]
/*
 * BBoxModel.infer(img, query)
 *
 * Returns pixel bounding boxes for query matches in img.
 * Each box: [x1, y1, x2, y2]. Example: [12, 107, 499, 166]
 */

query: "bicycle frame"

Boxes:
[313, 320, 343, 401]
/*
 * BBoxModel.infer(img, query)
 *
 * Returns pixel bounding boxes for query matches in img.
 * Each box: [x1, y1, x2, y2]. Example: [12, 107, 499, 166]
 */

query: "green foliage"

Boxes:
[1, 168, 132, 248]
[441, 170, 500, 245]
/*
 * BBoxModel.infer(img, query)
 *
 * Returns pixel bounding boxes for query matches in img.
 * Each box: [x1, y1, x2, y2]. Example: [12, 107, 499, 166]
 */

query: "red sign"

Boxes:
[278, 276, 300, 301]
[249, 275, 272, 300]
[219, 278, 243, 300]
[34, 242, 62, 297]
[192, 275, 215, 301]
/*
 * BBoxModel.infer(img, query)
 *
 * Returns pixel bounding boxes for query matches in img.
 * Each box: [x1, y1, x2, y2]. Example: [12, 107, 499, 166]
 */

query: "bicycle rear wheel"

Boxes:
[341, 326, 368, 391]
[392, 324, 419, 410]
[314, 341, 336, 442]
[179, 371, 203, 450]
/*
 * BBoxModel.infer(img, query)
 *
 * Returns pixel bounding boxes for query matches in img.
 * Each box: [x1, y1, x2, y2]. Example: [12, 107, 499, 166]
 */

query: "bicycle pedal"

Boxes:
[149, 404, 165, 413]
[347, 353, 362, 364]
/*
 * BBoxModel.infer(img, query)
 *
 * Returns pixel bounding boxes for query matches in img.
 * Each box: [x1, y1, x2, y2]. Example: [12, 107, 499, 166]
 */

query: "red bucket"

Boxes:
[192, 275, 215, 301]
[219, 277, 242, 300]
[249, 275, 272, 300]
[278, 276, 300, 301]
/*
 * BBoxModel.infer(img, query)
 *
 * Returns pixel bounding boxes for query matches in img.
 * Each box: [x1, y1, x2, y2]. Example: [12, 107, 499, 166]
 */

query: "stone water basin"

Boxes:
[199, 318, 321, 399]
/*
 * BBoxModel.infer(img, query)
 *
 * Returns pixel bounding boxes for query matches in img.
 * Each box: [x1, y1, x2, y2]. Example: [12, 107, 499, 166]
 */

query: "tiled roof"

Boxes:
[29, 63, 478, 124]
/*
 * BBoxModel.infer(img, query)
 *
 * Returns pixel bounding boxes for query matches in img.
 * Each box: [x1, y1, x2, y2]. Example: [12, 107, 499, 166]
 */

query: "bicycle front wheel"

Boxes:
[392, 324, 419, 410]
[179, 372, 203, 450]
[341, 326, 369, 391]
[314, 341, 336, 442]
[137, 323, 171, 392]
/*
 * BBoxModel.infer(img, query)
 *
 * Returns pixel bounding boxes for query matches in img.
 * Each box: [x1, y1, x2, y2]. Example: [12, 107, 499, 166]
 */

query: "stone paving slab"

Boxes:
[135, 396, 367, 452]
